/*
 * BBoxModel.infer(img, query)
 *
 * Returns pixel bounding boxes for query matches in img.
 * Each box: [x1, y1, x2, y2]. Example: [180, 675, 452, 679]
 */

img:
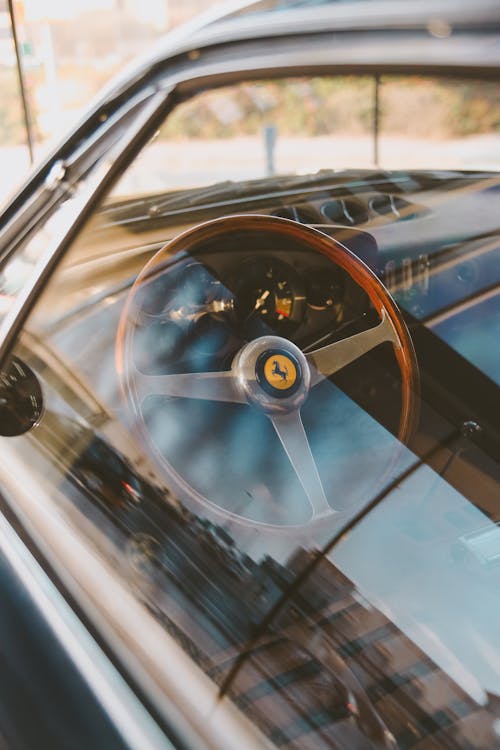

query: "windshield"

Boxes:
[109, 76, 500, 198]
[0, 65, 500, 749]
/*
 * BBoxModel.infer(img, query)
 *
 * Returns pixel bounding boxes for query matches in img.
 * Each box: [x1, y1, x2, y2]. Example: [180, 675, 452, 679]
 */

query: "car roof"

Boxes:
[99, 0, 500, 108]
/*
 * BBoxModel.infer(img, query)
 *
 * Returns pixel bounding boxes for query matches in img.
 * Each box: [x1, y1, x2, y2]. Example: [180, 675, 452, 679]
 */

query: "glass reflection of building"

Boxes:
[117, 479, 500, 749]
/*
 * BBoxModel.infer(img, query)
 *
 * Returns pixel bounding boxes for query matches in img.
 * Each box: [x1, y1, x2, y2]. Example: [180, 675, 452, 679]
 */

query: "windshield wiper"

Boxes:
[150, 170, 396, 213]
[105, 170, 399, 224]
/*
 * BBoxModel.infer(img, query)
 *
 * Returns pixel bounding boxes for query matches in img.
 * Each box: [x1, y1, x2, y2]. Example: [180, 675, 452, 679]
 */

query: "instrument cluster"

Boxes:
[131, 245, 370, 378]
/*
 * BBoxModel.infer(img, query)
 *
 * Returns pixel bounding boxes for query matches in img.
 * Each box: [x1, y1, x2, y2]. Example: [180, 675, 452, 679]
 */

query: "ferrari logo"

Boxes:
[263, 353, 297, 390]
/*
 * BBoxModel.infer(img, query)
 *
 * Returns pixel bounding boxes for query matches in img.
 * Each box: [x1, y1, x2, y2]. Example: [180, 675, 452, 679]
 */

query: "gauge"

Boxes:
[161, 262, 235, 323]
[306, 269, 344, 311]
[134, 260, 237, 373]
[135, 261, 234, 319]
[165, 262, 236, 362]
[0, 357, 43, 436]
[237, 257, 306, 334]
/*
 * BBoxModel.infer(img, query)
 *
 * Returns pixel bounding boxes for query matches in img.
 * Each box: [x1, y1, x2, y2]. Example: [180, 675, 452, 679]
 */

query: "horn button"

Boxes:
[233, 336, 311, 414]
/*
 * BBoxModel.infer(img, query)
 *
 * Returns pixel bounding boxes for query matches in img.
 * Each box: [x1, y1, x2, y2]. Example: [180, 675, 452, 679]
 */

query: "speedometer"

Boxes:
[237, 257, 306, 335]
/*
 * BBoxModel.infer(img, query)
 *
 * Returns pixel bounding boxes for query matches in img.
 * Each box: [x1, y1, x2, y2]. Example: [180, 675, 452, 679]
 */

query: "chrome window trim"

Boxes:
[0, 88, 174, 370]
[0, 88, 161, 266]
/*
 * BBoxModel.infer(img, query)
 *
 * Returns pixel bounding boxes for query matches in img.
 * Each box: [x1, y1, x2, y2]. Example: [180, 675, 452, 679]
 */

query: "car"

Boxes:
[0, 0, 499, 747]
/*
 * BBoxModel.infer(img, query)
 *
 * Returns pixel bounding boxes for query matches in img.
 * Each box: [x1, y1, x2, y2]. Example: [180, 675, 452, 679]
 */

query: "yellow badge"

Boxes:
[263, 354, 297, 390]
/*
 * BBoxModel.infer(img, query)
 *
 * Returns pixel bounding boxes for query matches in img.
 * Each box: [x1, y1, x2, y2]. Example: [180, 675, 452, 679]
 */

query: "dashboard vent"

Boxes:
[369, 194, 425, 220]
[272, 204, 321, 224]
[321, 198, 369, 226]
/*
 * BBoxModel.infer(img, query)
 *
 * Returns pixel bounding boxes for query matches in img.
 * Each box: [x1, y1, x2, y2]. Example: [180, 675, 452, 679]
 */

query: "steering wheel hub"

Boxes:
[233, 335, 310, 414]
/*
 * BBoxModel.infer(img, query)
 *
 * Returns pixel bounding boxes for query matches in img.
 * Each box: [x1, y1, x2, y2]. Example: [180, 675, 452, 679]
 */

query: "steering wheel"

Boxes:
[117, 215, 419, 526]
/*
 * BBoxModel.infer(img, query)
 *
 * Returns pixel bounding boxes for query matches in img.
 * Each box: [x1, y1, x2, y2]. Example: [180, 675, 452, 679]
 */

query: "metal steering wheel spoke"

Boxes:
[306, 308, 399, 386]
[270, 409, 333, 519]
[135, 369, 247, 404]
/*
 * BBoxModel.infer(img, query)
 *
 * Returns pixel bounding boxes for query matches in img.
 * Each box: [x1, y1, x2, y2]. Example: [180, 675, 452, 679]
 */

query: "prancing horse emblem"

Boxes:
[272, 359, 288, 382]
[262, 352, 298, 392]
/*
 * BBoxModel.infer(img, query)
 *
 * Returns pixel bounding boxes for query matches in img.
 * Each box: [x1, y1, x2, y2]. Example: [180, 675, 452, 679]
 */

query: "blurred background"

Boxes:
[0, 0, 219, 205]
[1, 0, 499, 207]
